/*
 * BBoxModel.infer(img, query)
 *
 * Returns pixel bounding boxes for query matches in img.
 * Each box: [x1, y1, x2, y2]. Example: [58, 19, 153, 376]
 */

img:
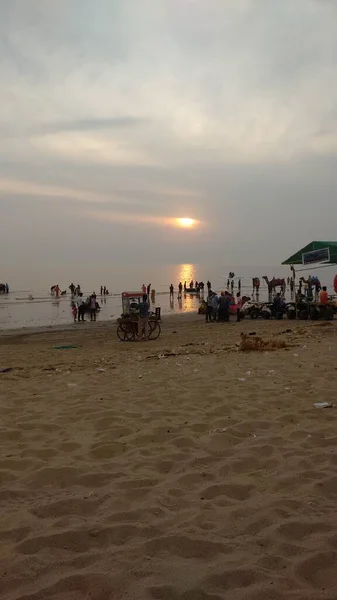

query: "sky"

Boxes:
[1, 0, 337, 272]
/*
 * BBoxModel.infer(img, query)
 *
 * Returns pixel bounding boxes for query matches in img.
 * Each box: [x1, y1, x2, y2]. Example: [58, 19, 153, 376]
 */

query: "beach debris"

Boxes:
[210, 427, 228, 433]
[240, 333, 287, 352]
[0, 367, 13, 373]
[245, 371, 252, 376]
[54, 345, 78, 350]
[314, 402, 333, 409]
[138, 375, 142, 379]
[237, 378, 246, 382]
[96, 368, 106, 373]
[293, 353, 299, 357]
[248, 332, 257, 336]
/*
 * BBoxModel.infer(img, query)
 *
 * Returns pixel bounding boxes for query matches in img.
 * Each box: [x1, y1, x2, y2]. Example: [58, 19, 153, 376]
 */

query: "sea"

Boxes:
[1, 263, 336, 330]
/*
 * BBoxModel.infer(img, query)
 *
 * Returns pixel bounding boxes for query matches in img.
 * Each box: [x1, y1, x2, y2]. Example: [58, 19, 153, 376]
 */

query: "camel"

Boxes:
[263, 276, 286, 294]
[252, 277, 260, 295]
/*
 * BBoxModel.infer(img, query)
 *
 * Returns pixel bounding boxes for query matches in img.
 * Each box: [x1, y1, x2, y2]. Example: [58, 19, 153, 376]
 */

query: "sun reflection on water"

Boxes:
[177, 264, 196, 286]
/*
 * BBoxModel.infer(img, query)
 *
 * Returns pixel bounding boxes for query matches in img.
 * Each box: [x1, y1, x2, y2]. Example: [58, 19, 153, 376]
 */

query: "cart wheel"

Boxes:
[117, 323, 135, 341]
[249, 309, 260, 319]
[148, 321, 161, 340]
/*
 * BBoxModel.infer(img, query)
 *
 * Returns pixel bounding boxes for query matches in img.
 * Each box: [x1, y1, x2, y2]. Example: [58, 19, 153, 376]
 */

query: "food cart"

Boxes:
[116, 292, 161, 341]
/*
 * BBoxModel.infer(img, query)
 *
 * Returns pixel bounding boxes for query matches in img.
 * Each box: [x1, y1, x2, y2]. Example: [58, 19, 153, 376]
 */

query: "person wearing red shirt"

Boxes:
[319, 286, 329, 304]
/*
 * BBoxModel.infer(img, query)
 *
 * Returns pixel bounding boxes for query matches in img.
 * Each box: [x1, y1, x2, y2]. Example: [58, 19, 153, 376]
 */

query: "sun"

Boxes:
[176, 217, 196, 228]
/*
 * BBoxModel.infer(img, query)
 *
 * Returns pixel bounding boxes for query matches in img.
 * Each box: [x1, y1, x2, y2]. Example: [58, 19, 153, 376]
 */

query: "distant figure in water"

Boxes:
[238, 279, 241, 293]
[207, 280, 211, 292]
[103, 286, 106, 295]
[76, 284, 81, 296]
[69, 283, 75, 296]
[178, 282, 183, 296]
[142, 283, 146, 294]
[226, 279, 229, 289]
[50, 285, 56, 295]
[147, 283, 151, 295]
[170, 284, 174, 297]
[100, 286, 103, 296]
[190, 280, 194, 289]
[184, 281, 187, 292]
[55, 284, 60, 298]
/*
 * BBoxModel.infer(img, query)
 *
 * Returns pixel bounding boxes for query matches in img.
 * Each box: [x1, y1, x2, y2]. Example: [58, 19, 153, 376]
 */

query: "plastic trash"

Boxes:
[96, 368, 106, 372]
[54, 345, 78, 350]
[314, 402, 333, 409]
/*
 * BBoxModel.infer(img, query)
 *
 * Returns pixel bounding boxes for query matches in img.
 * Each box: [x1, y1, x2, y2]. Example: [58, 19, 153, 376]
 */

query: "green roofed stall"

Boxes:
[282, 241, 337, 266]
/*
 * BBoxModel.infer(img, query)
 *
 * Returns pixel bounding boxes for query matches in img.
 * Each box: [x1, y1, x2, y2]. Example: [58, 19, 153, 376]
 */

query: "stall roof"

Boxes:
[282, 241, 337, 265]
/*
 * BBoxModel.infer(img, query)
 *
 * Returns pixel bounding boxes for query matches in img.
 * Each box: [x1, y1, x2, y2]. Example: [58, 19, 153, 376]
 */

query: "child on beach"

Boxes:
[72, 304, 78, 322]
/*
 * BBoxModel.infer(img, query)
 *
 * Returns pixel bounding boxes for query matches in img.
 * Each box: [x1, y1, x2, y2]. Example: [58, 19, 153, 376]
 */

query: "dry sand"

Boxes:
[1, 315, 337, 600]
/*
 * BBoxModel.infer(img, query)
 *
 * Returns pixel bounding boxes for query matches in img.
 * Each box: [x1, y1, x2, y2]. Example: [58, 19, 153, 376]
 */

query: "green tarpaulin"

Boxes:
[282, 241, 337, 265]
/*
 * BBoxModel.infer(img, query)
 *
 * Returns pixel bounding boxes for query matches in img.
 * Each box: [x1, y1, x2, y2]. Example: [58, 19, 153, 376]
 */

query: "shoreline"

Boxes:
[0, 311, 202, 340]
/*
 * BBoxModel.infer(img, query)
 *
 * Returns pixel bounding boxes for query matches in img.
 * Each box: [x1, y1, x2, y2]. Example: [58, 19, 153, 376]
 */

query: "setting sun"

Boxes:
[176, 217, 196, 228]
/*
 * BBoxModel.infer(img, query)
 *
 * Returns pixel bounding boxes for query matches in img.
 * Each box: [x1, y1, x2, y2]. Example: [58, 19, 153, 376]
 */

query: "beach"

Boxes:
[1, 315, 337, 599]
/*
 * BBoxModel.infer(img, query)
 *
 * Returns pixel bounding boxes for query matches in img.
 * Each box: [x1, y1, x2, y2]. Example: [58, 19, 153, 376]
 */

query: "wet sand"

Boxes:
[1, 315, 337, 599]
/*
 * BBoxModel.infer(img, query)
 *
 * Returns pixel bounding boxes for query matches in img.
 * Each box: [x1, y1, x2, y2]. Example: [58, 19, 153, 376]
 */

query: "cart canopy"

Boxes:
[282, 241, 337, 266]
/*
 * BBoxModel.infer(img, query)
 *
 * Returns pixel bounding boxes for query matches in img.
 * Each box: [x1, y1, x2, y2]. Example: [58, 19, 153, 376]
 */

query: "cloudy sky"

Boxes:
[1, 0, 337, 271]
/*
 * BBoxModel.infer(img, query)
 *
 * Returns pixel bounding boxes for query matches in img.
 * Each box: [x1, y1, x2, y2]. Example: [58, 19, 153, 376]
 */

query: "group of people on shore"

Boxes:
[205, 290, 242, 323]
[71, 292, 99, 323]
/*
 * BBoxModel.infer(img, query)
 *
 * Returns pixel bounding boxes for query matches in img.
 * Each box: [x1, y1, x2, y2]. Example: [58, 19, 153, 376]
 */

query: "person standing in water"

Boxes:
[77, 293, 85, 322]
[89, 293, 97, 321]
[169, 284, 174, 297]
[147, 283, 151, 296]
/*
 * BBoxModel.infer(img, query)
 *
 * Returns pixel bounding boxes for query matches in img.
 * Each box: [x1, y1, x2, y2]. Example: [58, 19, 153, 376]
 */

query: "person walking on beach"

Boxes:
[236, 292, 242, 322]
[212, 292, 219, 321]
[138, 294, 150, 340]
[72, 303, 78, 322]
[207, 280, 211, 292]
[147, 283, 151, 296]
[55, 284, 60, 298]
[238, 279, 241, 294]
[178, 282, 183, 297]
[100, 286, 103, 296]
[169, 284, 174, 297]
[69, 283, 75, 296]
[206, 293, 214, 323]
[77, 293, 85, 322]
[89, 293, 97, 321]
[184, 281, 187, 292]
[76, 284, 81, 296]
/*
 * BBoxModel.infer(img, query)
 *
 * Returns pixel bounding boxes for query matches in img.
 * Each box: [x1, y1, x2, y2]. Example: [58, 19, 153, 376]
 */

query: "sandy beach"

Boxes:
[1, 314, 337, 599]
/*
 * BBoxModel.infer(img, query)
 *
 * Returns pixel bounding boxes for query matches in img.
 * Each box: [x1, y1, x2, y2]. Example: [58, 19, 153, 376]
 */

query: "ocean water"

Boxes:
[1, 263, 335, 330]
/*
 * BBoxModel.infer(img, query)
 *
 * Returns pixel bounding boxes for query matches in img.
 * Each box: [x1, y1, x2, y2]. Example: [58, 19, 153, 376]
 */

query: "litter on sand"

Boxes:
[0, 367, 13, 373]
[237, 378, 246, 382]
[314, 402, 333, 409]
[54, 345, 78, 350]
